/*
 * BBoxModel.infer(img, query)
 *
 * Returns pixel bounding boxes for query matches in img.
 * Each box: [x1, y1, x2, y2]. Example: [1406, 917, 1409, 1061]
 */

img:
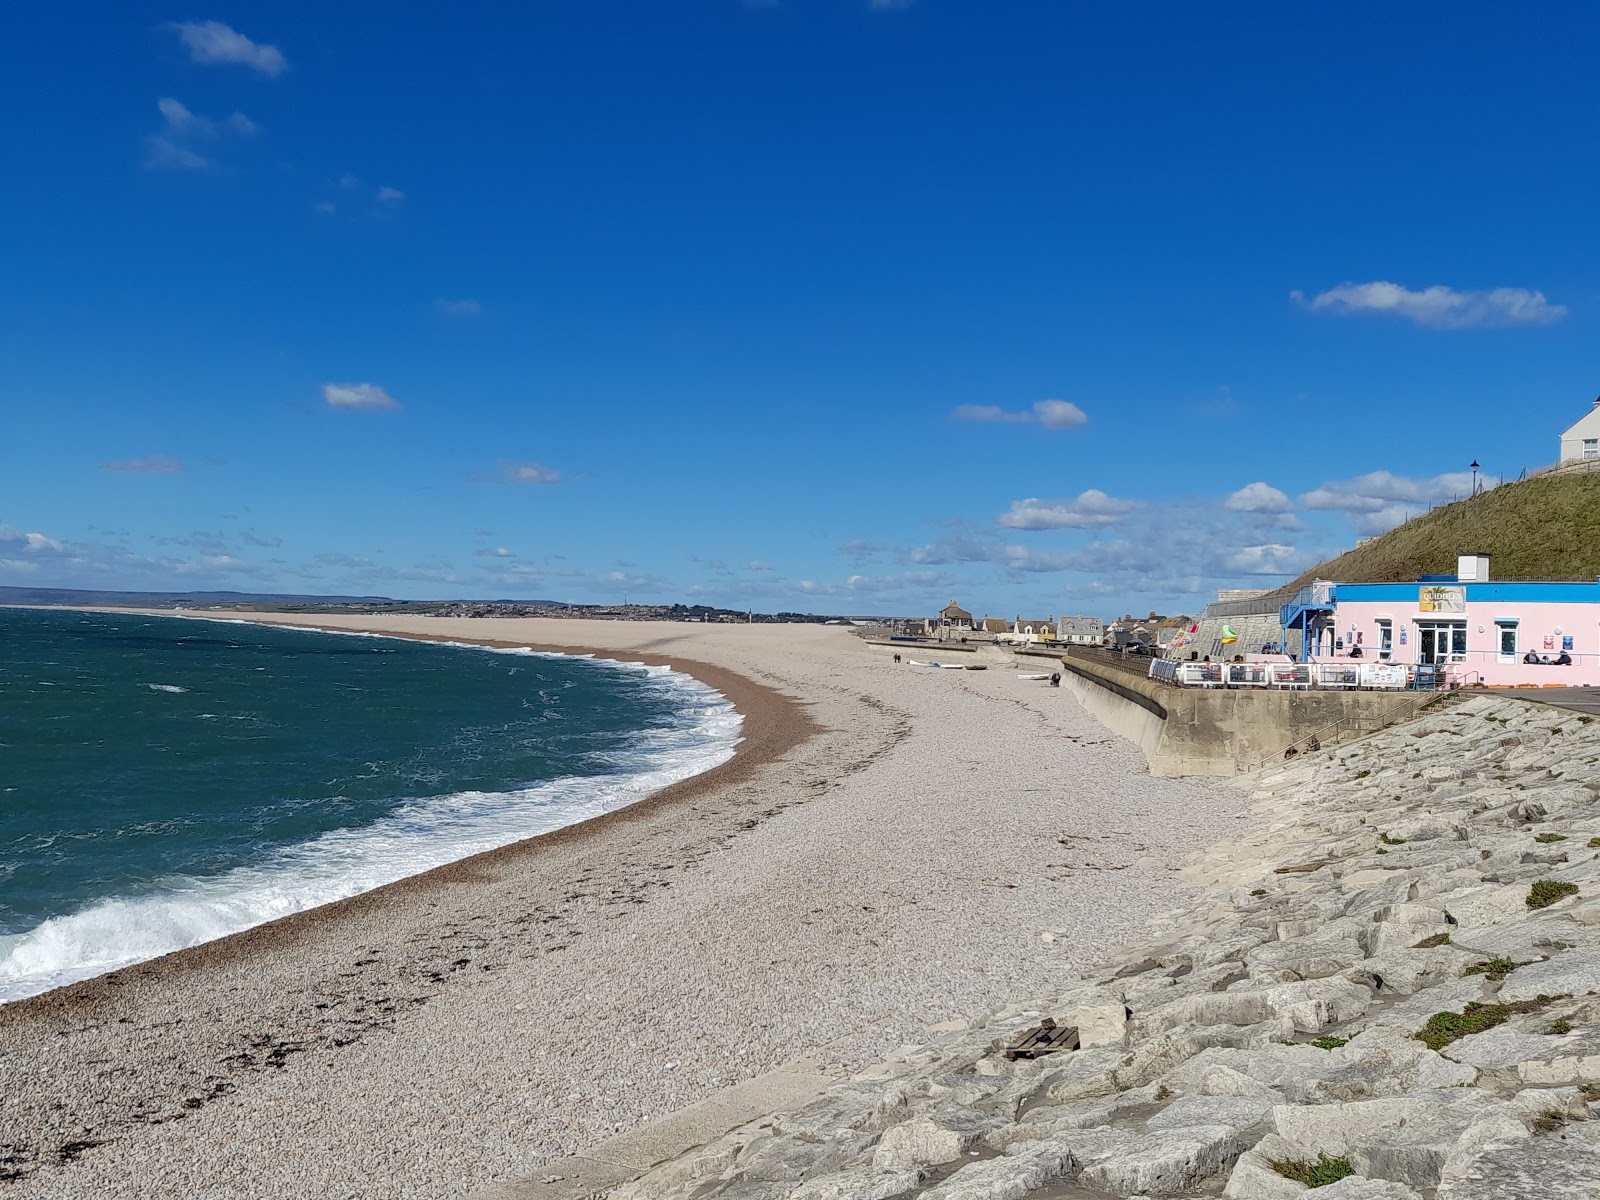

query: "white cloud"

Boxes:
[1226, 543, 1309, 575]
[435, 298, 481, 317]
[102, 455, 186, 474]
[953, 399, 1088, 428]
[1033, 399, 1088, 429]
[1299, 469, 1479, 512]
[494, 460, 562, 485]
[1224, 481, 1293, 514]
[23, 532, 63, 553]
[377, 186, 404, 203]
[952, 404, 1030, 424]
[1299, 469, 1486, 535]
[1293, 281, 1566, 329]
[311, 201, 337, 215]
[157, 97, 255, 138]
[747, 560, 774, 571]
[143, 136, 213, 172]
[145, 97, 254, 172]
[996, 489, 1131, 531]
[322, 382, 400, 410]
[173, 21, 287, 76]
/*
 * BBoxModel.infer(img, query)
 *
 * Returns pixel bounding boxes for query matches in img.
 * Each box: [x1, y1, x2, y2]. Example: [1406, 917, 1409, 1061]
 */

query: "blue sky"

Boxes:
[3, 3, 1596, 616]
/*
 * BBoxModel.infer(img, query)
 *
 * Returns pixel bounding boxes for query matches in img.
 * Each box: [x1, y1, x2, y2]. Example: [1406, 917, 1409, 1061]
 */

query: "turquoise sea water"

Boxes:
[0, 609, 739, 1001]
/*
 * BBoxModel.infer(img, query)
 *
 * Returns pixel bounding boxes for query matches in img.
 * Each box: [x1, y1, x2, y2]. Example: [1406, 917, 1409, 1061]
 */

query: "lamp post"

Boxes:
[1470, 460, 1480, 496]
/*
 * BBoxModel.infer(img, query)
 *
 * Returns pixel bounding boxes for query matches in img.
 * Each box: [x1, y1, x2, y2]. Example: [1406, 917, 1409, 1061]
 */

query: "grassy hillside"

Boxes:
[1285, 468, 1600, 590]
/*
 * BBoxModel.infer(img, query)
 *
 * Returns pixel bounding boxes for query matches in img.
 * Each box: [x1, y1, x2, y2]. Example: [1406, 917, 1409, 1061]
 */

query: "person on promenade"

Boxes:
[1524, 651, 1541, 665]
[1556, 650, 1573, 665]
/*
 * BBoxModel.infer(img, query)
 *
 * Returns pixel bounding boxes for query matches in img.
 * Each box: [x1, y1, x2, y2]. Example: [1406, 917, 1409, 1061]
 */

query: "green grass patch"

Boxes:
[1535, 833, 1568, 843]
[1463, 958, 1530, 981]
[1417, 999, 1552, 1051]
[1270, 1154, 1355, 1188]
[1528, 880, 1580, 909]
[1379, 832, 1407, 845]
[1279, 471, 1600, 592]
[1588, 838, 1600, 849]
[1250, 888, 1267, 897]
[1309, 1036, 1349, 1050]
[1376, 848, 1388, 855]
[1412, 932, 1451, 948]
[1548, 1019, 1574, 1035]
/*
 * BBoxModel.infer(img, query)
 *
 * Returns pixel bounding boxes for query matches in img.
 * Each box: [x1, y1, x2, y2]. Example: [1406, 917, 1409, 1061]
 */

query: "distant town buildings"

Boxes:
[907, 601, 1106, 646]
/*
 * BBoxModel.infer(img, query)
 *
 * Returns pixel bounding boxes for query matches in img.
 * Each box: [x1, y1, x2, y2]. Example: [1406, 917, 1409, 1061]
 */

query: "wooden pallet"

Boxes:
[1002, 1018, 1080, 1061]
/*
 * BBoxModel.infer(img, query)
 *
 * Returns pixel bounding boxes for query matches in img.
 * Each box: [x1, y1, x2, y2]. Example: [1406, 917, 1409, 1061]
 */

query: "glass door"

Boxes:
[1418, 622, 1466, 664]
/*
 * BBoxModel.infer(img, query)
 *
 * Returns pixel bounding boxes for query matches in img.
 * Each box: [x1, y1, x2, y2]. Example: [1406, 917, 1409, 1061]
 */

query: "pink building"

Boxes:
[1281, 555, 1600, 687]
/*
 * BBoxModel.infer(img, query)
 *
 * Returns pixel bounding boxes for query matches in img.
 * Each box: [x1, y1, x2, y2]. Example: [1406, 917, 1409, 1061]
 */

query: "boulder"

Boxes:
[1147, 1095, 1275, 1133]
[787, 1164, 927, 1200]
[921, 1130, 1126, 1200]
[1222, 1133, 1315, 1199]
[1498, 950, 1600, 1002]
[1436, 1117, 1600, 1198]
[1077, 1002, 1130, 1048]
[1310, 1180, 1423, 1199]
[872, 1113, 1006, 1170]
[1438, 886, 1533, 929]
[1346, 946, 1480, 996]
[1077, 1124, 1243, 1195]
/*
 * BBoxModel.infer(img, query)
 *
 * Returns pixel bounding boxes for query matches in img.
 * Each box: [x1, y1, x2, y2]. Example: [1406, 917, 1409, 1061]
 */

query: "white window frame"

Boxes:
[1586, 438, 1599, 461]
[1496, 620, 1518, 663]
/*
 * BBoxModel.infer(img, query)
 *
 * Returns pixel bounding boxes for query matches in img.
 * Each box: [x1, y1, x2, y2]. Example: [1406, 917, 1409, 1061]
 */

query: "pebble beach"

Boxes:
[0, 617, 1243, 1197]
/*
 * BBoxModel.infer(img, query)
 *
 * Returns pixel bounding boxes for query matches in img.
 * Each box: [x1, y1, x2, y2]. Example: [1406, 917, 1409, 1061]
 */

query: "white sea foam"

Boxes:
[0, 647, 742, 1003]
[145, 683, 189, 693]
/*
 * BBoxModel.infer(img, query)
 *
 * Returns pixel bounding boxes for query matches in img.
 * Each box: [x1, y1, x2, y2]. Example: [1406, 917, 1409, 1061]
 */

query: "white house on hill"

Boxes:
[1559, 398, 1600, 464]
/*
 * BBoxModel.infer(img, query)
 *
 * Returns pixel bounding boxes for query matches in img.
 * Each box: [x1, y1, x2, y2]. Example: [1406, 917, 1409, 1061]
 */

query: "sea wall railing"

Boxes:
[1159, 659, 1425, 691]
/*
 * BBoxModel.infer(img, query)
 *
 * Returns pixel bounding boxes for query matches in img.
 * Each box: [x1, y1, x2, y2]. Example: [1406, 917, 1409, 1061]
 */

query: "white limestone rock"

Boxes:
[1347, 945, 1481, 996]
[1498, 950, 1600, 1002]
[1438, 885, 1534, 929]
[919, 1130, 1113, 1200]
[787, 1163, 927, 1200]
[1435, 1118, 1600, 1199]
[1147, 1095, 1275, 1133]
[872, 1113, 1006, 1170]
[1222, 1134, 1313, 1200]
[1077, 1124, 1243, 1195]
[1310, 1180, 1423, 1200]
[1078, 1002, 1130, 1048]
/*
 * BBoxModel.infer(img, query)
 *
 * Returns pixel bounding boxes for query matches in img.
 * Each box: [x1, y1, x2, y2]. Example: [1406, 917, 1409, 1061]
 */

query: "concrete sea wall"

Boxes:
[1057, 655, 1438, 777]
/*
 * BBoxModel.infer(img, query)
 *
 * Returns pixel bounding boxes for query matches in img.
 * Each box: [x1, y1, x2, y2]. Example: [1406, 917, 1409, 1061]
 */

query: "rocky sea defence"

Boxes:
[619, 695, 1600, 1199]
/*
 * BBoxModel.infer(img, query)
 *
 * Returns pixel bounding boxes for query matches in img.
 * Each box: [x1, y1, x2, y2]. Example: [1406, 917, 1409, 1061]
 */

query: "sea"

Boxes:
[0, 608, 741, 1002]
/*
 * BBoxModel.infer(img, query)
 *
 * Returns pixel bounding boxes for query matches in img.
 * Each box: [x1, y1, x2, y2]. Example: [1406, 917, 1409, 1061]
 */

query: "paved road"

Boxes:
[1501, 686, 1600, 715]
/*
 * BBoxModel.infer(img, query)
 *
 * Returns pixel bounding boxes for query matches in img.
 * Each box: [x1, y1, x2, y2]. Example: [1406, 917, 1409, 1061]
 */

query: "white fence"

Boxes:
[1161, 661, 1412, 690]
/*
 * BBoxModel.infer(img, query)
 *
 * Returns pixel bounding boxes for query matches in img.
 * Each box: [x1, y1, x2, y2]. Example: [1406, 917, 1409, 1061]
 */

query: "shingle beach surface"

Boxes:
[1, 617, 1242, 1198]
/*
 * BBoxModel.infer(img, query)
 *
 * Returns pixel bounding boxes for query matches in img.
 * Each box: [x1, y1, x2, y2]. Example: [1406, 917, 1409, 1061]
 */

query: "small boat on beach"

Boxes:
[1017, 672, 1051, 680]
[964, 664, 987, 670]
